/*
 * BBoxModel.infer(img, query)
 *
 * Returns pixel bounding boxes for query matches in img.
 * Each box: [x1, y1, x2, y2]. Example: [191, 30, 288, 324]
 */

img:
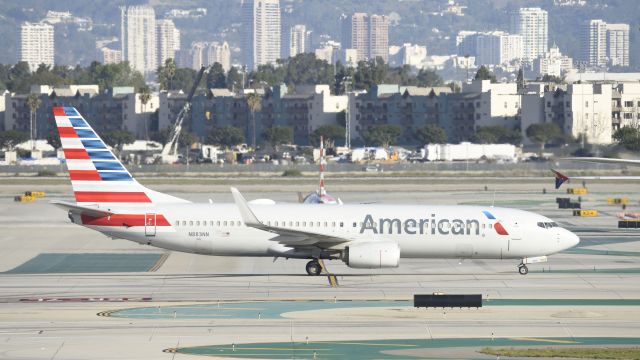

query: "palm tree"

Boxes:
[246, 92, 262, 149]
[163, 59, 176, 90]
[139, 86, 152, 140]
[26, 94, 41, 151]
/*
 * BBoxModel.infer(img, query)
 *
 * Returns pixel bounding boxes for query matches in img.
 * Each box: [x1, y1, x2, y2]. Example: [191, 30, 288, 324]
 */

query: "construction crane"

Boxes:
[158, 66, 207, 164]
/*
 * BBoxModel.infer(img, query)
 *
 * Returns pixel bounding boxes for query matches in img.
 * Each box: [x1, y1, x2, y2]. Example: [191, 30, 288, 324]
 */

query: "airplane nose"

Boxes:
[562, 229, 580, 250]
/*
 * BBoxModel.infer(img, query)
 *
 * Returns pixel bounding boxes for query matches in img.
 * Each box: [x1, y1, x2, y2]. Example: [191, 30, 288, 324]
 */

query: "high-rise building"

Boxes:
[341, 13, 368, 62]
[510, 7, 548, 61]
[242, 0, 281, 70]
[101, 47, 122, 64]
[606, 23, 629, 67]
[207, 42, 231, 71]
[341, 12, 389, 63]
[475, 31, 523, 65]
[368, 15, 390, 63]
[121, 6, 157, 76]
[583, 19, 607, 67]
[532, 43, 573, 77]
[288, 24, 310, 57]
[156, 19, 180, 67]
[20, 22, 54, 72]
[583, 20, 629, 68]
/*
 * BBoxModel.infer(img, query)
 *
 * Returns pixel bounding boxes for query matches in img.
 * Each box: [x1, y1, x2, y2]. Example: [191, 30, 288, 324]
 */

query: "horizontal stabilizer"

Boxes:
[51, 200, 113, 217]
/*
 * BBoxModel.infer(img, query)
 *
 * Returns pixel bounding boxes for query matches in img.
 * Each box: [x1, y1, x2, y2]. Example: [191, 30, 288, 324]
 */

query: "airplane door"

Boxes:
[145, 213, 156, 236]
[507, 221, 522, 252]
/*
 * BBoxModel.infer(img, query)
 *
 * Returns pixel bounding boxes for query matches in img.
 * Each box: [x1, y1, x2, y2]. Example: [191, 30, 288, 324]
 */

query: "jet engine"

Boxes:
[342, 241, 400, 269]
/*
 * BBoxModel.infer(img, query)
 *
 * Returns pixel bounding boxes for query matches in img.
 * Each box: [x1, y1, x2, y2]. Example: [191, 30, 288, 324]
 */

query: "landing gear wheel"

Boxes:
[518, 265, 529, 275]
[306, 260, 322, 276]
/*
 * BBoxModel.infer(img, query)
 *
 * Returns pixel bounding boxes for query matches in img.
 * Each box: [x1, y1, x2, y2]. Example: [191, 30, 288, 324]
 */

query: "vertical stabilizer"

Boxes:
[53, 106, 189, 206]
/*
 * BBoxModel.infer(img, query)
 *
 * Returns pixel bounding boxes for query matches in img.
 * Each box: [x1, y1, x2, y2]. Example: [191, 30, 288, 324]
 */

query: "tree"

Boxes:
[0, 131, 29, 151]
[516, 68, 524, 92]
[207, 62, 227, 89]
[361, 124, 403, 148]
[613, 127, 640, 151]
[353, 57, 388, 90]
[139, 86, 152, 140]
[205, 126, 245, 148]
[157, 59, 177, 90]
[472, 125, 522, 145]
[26, 94, 41, 150]
[526, 123, 563, 153]
[150, 128, 171, 146]
[45, 130, 61, 150]
[226, 66, 243, 92]
[246, 92, 262, 149]
[415, 69, 445, 87]
[414, 124, 447, 146]
[474, 65, 497, 83]
[310, 124, 346, 147]
[262, 126, 293, 150]
[102, 129, 135, 154]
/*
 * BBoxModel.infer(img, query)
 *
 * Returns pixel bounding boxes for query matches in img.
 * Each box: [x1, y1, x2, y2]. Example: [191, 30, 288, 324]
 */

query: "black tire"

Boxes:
[518, 265, 529, 275]
[306, 261, 321, 276]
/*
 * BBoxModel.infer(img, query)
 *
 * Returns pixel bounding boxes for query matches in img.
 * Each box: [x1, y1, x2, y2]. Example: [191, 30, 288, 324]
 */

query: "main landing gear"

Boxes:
[305, 259, 322, 276]
[518, 263, 529, 275]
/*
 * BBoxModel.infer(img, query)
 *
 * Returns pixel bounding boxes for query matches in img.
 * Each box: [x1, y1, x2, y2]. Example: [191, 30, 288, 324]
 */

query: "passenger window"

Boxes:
[175, 221, 179, 226]
[340, 222, 344, 227]
[332, 222, 336, 227]
[274, 221, 278, 226]
[217, 221, 220, 226]
[302, 222, 306, 227]
[316, 222, 320, 227]
[267, 221, 271, 226]
[296, 221, 299, 227]
[196, 221, 200, 226]
[210, 221, 214, 226]
[353, 222, 357, 227]
[189, 221, 193, 226]
[289, 221, 293, 226]
[182, 221, 186, 226]
[324, 222, 328, 227]
[238, 221, 242, 226]
[223, 221, 227, 226]
[489, 224, 493, 229]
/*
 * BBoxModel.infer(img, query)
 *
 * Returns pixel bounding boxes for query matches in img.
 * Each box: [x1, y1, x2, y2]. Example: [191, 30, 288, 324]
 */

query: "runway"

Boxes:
[0, 177, 639, 359]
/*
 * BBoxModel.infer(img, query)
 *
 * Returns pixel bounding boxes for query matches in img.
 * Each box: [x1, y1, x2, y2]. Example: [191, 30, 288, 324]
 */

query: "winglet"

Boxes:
[230, 187, 261, 226]
[551, 169, 569, 189]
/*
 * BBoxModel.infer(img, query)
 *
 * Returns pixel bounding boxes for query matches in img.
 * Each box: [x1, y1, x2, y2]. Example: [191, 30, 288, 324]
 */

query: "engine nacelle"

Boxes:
[342, 241, 400, 269]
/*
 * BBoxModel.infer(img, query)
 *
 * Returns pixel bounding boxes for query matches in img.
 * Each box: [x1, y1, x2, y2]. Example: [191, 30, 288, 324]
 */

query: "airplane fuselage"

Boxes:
[73, 202, 578, 261]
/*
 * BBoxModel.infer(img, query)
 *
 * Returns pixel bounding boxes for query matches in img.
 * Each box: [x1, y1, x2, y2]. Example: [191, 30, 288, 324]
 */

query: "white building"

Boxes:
[532, 43, 573, 78]
[510, 7, 548, 61]
[301, 85, 349, 131]
[20, 22, 54, 72]
[156, 19, 180, 67]
[463, 80, 521, 130]
[606, 23, 629, 67]
[475, 31, 523, 66]
[288, 24, 310, 57]
[121, 6, 157, 76]
[612, 83, 640, 130]
[521, 83, 612, 145]
[389, 43, 427, 67]
[101, 47, 122, 64]
[242, 0, 281, 70]
[207, 42, 231, 72]
[583, 19, 608, 67]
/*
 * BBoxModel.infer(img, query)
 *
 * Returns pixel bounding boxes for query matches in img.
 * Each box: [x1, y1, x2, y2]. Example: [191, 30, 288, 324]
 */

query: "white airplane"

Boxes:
[52, 107, 579, 276]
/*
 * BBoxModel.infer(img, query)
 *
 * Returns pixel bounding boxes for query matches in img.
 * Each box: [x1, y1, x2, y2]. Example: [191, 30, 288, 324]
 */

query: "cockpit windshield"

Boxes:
[537, 222, 559, 229]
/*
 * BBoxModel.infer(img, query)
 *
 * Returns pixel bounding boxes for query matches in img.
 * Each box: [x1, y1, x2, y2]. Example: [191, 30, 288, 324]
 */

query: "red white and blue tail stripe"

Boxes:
[54, 106, 188, 206]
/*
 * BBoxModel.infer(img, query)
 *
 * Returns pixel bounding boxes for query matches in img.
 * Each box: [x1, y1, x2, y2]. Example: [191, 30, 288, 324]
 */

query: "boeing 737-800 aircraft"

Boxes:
[51, 107, 579, 275]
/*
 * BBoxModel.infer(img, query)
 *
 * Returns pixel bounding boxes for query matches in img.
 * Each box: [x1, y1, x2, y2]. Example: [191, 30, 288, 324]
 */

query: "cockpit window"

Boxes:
[538, 222, 559, 229]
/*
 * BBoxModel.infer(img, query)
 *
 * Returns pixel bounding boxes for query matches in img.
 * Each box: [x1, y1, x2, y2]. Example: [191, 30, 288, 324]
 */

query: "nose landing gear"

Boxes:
[305, 260, 322, 276]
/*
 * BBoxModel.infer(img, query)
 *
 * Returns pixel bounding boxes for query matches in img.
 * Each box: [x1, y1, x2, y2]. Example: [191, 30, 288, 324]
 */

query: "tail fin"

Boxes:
[551, 169, 569, 189]
[53, 106, 188, 206]
[319, 135, 327, 196]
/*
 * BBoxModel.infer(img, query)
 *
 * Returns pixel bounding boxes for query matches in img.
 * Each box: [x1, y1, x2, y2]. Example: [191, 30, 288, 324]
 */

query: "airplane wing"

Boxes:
[51, 200, 114, 217]
[230, 187, 351, 247]
[562, 157, 640, 166]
